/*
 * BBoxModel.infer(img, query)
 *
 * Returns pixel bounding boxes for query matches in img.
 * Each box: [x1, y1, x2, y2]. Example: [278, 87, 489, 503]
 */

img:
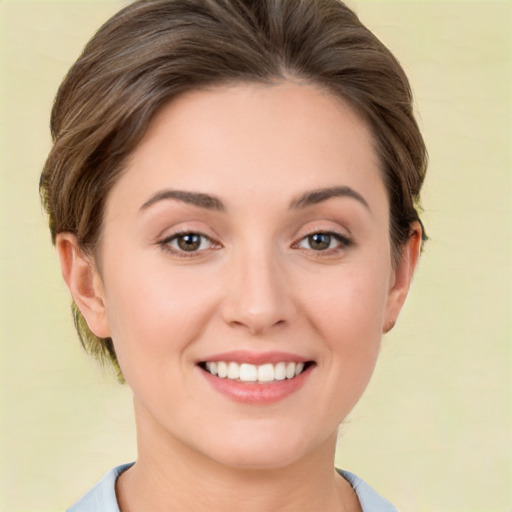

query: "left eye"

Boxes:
[297, 232, 348, 251]
[163, 232, 214, 253]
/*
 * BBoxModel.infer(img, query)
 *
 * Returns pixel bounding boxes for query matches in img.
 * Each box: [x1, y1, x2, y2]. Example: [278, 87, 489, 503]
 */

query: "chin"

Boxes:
[198, 422, 326, 472]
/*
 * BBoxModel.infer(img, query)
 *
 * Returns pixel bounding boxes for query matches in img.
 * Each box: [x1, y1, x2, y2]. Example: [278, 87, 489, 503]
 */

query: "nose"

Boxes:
[221, 246, 296, 335]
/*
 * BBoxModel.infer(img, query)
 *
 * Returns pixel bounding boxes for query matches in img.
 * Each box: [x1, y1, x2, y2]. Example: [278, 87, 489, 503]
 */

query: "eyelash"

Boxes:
[159, 231, 220, 258]
[158, 230, 352, 258]
[292, 231, 352, 255]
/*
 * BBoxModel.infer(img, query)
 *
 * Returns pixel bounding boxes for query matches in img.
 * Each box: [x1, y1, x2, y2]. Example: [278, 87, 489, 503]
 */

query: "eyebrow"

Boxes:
[140, 185, 369, 213]
[140, 189, 225, 212]
[290, 186, 370, 211]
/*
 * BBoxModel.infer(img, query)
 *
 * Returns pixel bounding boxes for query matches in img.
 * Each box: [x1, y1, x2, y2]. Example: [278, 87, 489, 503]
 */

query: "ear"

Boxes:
[56, 233, 111, 338]
[383, 222, 422, 333]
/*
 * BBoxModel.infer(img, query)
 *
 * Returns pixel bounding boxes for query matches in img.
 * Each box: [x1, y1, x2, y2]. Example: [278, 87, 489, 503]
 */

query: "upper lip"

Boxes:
[198, 350, 312, 365]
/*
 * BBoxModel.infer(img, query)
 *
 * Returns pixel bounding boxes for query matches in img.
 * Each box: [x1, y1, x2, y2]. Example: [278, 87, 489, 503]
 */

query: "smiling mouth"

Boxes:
[198, 361, 315, 384]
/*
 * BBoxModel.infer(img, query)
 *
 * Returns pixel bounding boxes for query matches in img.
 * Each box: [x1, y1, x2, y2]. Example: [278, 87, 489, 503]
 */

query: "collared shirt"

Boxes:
[67, 463, 398, 512]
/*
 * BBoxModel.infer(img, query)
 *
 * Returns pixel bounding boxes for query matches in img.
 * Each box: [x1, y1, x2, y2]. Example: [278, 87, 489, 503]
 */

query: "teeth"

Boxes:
[217, 361, 228, 378]
[227, 362, 240, 380]
[239, 363, 258, 382]
[258, 363, 274, 382]
[206, 362, 217, 376]
[203, 361, 308, 382]
[274, 362, 286, 381]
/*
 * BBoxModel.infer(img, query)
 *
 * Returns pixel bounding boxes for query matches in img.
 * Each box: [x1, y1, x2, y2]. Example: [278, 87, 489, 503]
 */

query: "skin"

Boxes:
[57, 80, 421, 511]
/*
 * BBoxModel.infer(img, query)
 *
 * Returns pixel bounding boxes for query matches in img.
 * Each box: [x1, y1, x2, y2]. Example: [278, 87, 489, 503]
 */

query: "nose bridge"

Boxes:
[222, 237, 294, 334]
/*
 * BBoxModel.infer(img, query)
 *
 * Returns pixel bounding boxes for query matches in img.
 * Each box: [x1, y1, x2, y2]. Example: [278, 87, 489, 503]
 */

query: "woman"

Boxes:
[40, 0, 427, 510]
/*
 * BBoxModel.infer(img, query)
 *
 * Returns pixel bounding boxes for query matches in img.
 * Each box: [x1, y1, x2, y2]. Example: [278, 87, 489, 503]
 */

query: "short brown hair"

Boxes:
[40, 0, 427, 378]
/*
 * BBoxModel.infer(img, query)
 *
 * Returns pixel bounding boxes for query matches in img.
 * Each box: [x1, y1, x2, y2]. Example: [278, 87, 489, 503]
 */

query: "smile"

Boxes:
[197, 351, 316, 403]
[201, 361, 308, 383]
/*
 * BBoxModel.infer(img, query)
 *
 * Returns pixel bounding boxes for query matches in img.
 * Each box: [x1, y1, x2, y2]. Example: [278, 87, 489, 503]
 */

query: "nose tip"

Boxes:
[221, 254, 295, 335]
[228, 308, 287, 336]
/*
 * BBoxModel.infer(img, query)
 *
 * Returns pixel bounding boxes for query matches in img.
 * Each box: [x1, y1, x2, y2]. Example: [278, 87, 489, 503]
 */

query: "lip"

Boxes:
[197, 351, 315, 404]
[197, 350, 311, 365]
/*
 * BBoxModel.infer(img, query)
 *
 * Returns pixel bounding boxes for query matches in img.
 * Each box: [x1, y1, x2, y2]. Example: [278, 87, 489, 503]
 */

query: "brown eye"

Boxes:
[176, 233, 202, 251]
[295, 231, 352, 253]
[160, 232, 216, 255]
[307, 233, 331, 250]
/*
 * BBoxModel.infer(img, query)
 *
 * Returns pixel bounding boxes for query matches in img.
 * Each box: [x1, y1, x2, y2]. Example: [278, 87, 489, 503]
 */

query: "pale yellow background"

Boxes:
[0, 1, 510, 511]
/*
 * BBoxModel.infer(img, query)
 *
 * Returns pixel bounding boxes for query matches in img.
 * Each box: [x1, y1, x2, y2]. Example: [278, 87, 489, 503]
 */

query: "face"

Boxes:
[72, 81, 417, 470]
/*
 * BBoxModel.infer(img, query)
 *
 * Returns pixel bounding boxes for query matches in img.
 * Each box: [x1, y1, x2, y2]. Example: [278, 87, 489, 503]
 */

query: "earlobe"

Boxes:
[383, 223, 422, 333]
[56, 233, 111, 338]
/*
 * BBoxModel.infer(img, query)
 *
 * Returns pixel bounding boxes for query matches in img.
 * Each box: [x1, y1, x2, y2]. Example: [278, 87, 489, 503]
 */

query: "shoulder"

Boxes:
[337, 469, 399, 512]
[66, 463, 134, 512]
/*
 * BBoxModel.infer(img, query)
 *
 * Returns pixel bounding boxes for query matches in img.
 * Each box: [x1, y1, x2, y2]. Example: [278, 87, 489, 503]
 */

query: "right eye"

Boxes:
[160, 232, 218, 256]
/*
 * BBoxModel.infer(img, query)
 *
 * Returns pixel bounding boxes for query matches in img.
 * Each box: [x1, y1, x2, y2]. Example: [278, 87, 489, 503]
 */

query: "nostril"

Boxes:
[226, 316, 287, 335]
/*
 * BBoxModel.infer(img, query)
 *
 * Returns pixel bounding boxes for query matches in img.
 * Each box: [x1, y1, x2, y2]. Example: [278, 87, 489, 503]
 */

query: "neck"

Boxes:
[116, 402, 360, 512]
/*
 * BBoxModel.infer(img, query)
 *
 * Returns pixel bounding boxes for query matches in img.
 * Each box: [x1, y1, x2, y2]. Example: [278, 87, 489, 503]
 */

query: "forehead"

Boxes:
[106, 80, 387, 217]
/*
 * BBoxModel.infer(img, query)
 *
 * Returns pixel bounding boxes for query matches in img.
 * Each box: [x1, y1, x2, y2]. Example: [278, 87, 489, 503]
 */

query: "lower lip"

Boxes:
[199, 365, 313, 404]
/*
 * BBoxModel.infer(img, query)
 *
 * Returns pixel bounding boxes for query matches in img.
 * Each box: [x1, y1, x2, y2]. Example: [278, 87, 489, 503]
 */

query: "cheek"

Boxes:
[306, 265, 388, 326]
[296, 265, 390, 422]
[101, 260, 219, 368]
[298, 262, 390, 368]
